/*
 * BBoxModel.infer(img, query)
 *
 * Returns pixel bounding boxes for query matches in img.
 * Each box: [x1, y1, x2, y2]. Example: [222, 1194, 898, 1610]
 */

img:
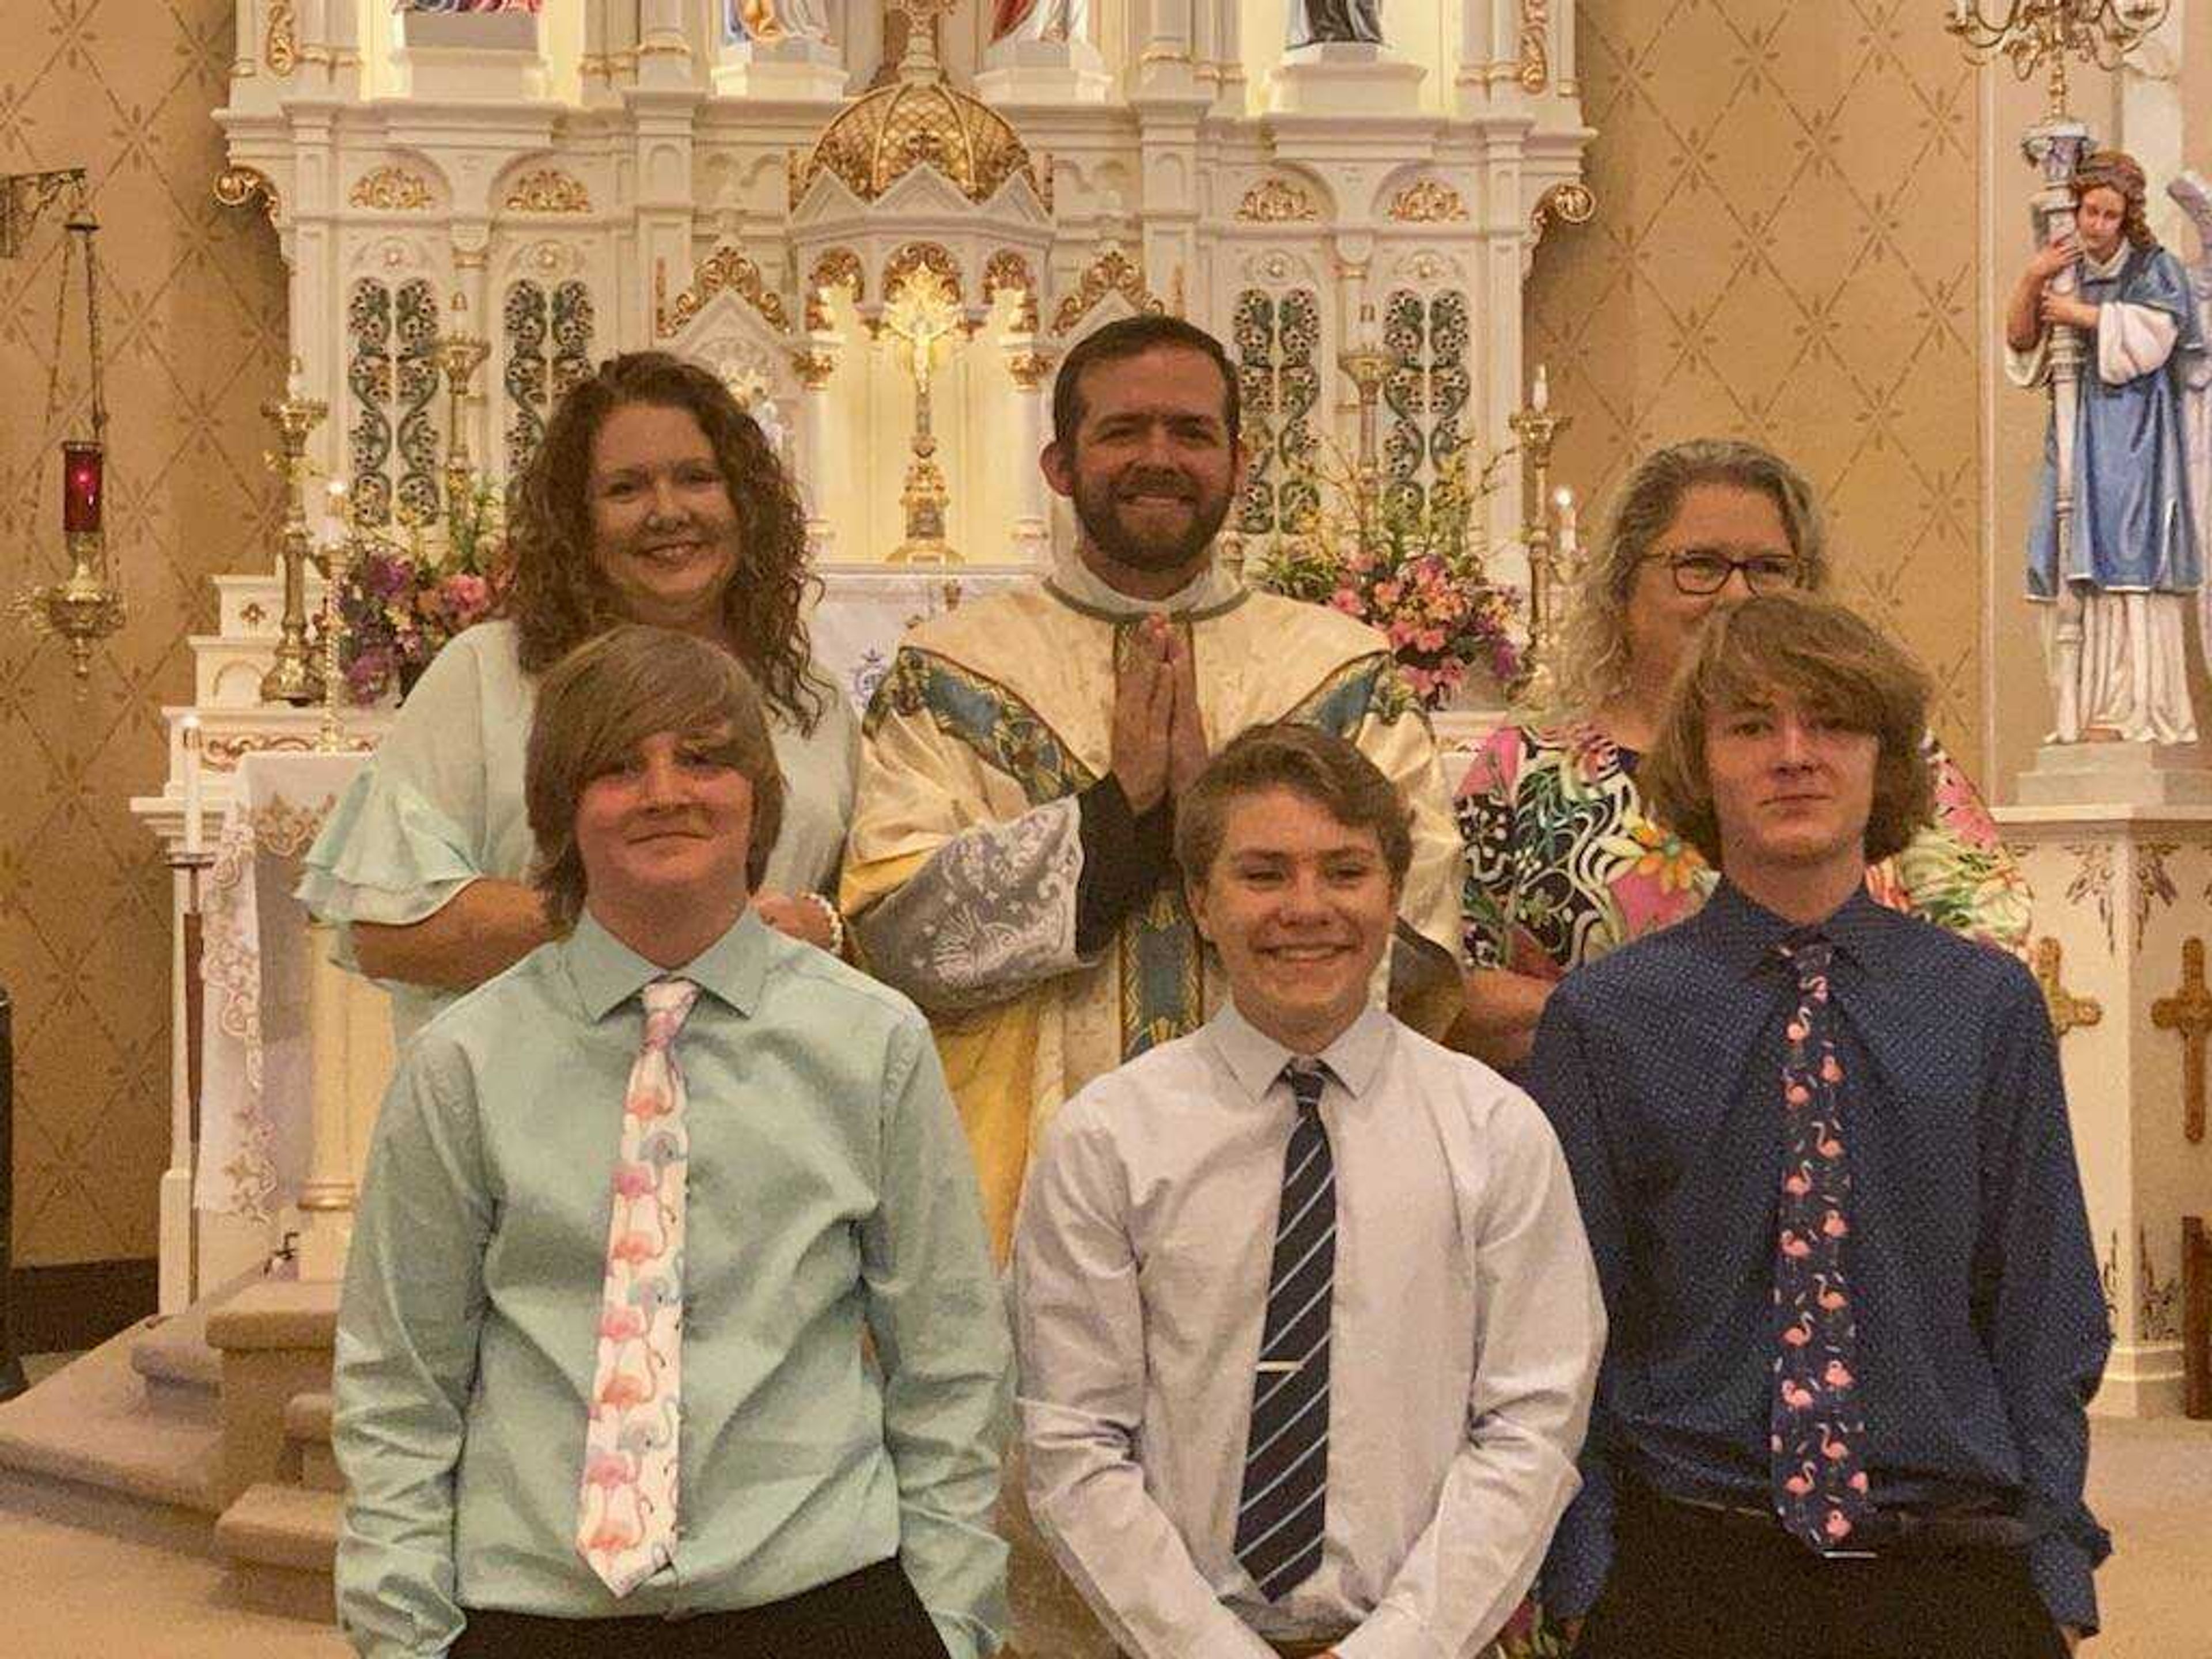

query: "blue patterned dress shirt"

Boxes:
[1529, 882, 2111, 1631]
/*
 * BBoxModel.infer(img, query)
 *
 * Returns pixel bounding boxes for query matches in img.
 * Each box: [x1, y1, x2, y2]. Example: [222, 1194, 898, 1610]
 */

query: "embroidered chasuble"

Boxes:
[841, 566, 1460, 1259]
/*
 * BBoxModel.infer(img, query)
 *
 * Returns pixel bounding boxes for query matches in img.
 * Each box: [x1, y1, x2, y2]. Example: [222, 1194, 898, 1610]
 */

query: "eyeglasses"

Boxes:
[1651, 550, 1805, 597]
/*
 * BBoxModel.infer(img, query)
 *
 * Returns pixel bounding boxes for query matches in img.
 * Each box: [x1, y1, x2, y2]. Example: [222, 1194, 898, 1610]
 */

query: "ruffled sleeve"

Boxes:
[297, 624, 514, 968]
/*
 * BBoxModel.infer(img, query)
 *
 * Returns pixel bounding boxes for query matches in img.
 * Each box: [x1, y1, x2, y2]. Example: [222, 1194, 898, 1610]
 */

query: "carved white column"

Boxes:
[1003, 338, 1054, 560]
[793, 336, 843, 555]
[293, 920, 395, 1282]
[1137, 0, 1198, 97]
[975, 10, 1113, 104]
[637, 0, 696, 88]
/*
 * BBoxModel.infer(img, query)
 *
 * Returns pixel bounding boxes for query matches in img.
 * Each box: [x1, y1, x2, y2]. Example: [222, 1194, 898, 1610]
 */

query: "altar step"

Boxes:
[206, 1278, 342, 1620]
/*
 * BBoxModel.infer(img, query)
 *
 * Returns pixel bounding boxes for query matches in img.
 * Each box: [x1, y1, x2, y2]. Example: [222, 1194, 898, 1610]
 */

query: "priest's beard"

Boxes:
[1069, 463, 1233, 583]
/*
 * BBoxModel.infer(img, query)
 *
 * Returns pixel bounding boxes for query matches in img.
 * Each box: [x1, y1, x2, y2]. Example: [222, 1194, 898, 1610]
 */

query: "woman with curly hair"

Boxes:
[1451, 438, 2030, 1075]
[302, 351, 858, 1044]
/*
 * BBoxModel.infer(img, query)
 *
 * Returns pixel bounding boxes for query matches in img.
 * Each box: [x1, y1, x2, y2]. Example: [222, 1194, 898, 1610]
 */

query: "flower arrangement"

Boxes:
[331, 477, 512, 703]
[1248, 444, 1522, 709]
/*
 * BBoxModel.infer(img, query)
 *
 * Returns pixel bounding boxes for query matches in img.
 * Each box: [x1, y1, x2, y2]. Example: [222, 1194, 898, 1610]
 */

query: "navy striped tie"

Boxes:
[1233, 1058, 1335, 1602]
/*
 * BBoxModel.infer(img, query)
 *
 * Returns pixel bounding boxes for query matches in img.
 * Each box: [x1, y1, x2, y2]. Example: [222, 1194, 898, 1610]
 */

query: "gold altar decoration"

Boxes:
[791, 0, 1041, 210]
[882, 270, 964, 565]
[881, 242, 965, 318]
[1237, 178, 1321, 224]
[2152, 937, 2212, 1145]
[657, 244, 792, 337]
[1052, 244, 1164, 336]
[13, 184, 126, 688]
[213, 165, 280, 226]
[435, 293, 492, 536]
[265, 0, 298, 75]
[1531, 180, 1596, 244]
[1506, 381, 1571, 706]
[259, 376, 330, 706]
[1336, 306, 1393, 539]
[1518, 0, 1552, 92]
[502, 169, 592, 214]
[808, 249, 866, 329]
[350, 166, 435, 212]
[2031, 937, 2103, 1039]
[1944, 0, 2171, 119]
[1387, 179, 1468, 224]
[984, 250, 1041, 332]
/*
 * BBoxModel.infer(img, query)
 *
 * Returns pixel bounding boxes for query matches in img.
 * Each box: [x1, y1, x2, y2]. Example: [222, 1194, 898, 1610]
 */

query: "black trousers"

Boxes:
[1571, 1486, 2071, 1659]
[449, 1558, 951, 1659]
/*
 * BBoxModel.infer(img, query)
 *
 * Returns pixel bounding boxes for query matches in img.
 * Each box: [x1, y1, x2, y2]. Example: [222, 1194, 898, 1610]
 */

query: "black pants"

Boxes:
[450, 1558, 951, 1659]
[1571, 1486, 2071, 1659]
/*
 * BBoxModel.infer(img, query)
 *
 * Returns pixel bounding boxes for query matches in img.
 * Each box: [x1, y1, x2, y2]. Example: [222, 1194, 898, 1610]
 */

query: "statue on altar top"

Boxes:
[2005, 147, 2207, 744]
[991, 0, 1088, 42]
[1287, 0, 1383, 49]
[725, 0, 831, 43]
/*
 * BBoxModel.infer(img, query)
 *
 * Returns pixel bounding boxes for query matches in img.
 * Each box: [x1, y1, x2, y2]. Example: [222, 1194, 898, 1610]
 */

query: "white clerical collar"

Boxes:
[1047, 540, 1245, 619]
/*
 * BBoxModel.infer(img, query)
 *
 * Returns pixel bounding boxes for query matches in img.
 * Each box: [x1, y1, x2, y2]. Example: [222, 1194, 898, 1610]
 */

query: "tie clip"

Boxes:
[1255, 1359, 1302, 1374]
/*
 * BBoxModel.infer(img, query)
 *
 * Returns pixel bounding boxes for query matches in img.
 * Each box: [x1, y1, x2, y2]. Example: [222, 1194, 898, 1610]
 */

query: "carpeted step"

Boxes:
[0, 1321, 221, 1515]
[285, 1391, 342, 1494]
[129, 1267, 267, 1412]
[217, 1480, 340, 1577]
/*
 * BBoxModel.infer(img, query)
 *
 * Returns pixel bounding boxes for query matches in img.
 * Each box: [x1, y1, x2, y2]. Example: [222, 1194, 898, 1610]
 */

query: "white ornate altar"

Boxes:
[128, 0, 1590, 1308]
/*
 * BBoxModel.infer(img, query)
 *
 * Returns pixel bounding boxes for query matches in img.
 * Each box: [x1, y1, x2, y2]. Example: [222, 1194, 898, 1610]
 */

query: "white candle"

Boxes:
[1554, 486, 1579, 557]
[325, 477, 350, 545]
[181, 714, 204, 857]
[1532, 363, 1550, 414]
[287, 357, 305, 402]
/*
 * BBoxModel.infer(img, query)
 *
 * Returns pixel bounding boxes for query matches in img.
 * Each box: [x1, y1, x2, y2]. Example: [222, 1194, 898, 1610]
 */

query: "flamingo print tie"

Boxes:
[578, 976, 700, 1596]
[1771, 938, 1872, 1553]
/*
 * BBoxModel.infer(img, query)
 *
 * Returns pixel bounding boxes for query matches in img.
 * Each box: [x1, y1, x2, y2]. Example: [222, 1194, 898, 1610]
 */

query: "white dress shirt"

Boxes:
[1013, 1002, 1605, 1659]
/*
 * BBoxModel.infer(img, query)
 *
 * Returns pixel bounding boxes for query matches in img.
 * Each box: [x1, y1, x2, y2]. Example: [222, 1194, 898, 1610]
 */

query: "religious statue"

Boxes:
[2005, 149, 2205, 744]
[1286, 0, 1383, 49]
[724, 0, 830, 43]
[991, 0, 1088, 41]
[2175, 171, 2212, 664]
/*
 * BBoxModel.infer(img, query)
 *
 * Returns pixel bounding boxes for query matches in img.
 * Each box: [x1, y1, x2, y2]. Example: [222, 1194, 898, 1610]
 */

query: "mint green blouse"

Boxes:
[299, 622, 859, 1046]
[333, 908, 1011, 1658]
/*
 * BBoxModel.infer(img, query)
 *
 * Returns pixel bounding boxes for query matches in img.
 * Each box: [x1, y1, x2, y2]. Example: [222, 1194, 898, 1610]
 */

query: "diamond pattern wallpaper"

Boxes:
[0, 0, 1995, 1267]
[2, 0, 286, 1266]
[1527, 0, 1986, 762]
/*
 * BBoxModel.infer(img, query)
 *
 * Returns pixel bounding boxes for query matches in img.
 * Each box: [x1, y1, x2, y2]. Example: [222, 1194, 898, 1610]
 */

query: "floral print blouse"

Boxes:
[1455, 721, 2032, 979]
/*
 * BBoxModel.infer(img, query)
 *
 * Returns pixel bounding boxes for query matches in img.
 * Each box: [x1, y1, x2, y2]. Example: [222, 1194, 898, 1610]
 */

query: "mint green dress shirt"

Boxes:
[299, 620, 861, 1047]
[332, 908, 1011, 1659]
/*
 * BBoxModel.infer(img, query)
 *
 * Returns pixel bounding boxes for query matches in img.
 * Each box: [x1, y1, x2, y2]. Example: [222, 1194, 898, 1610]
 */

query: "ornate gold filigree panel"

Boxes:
[1237, 177, 1320, 223]
[350, 166, 435, 211]
[1518, 1, 1551, 92]
[657, 245, 790, 336]
[502, 169, 591, 214]
[1052, 246, 1163, 336]
[882, 241, 964, 307]
[983, 250, 1040, 332]
[1387, 179, 1468, 224]
[265, 0, 298, 74]
[214, 165, 279, 225]
[807, 248, 866, 330]
[1530, 180, 1594, 243]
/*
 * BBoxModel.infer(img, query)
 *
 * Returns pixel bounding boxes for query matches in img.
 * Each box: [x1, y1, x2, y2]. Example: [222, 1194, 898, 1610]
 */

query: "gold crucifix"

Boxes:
[880, 270, 964, 564]
[2031, 937, 2101, 1041]
[2151, 935, 2212, 1145]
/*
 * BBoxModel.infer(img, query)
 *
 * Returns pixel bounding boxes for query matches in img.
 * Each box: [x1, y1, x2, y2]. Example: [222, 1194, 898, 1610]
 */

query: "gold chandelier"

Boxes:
[1942, 0, 2171, 116]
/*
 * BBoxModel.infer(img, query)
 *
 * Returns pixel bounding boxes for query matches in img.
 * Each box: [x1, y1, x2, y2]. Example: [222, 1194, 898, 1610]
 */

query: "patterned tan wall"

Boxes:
[1526, 0, 1987, 764]
[1, 1, 286, 1266]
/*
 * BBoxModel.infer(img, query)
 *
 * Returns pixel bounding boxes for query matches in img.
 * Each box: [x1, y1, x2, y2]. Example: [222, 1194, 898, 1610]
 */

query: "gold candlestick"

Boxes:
[882, 271, 964, 565]
[1944, 0, 2169, 120]
[437, 293, 491, 536]
[259, 380, 329, 705]
[1506, 381, 1571, 703]
[1338, 306, 1393, 550]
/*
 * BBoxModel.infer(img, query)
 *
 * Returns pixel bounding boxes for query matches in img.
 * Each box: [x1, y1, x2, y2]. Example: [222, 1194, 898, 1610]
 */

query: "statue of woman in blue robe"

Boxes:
[2005, 149, 2205, 744]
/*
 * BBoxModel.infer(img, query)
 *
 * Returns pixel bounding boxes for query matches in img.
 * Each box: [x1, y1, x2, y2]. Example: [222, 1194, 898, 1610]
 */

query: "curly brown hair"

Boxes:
[2073, 150, 2158, 251]
[506, 351, 828, 732]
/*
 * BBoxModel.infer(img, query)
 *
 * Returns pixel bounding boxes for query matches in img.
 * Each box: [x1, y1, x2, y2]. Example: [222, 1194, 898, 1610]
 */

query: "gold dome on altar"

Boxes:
[797, 78, 1038, 207]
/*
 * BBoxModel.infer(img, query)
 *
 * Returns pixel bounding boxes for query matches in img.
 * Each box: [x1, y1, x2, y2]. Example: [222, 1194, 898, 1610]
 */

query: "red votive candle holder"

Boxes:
[62, 441, 104, 534]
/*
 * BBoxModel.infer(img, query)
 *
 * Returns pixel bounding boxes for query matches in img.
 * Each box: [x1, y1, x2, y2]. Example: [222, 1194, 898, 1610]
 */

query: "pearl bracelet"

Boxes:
[801, 890, 846, 957]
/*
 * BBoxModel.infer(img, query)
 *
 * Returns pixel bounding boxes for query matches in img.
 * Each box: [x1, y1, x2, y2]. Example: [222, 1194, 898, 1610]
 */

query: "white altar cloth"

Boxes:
[196, 750, 372, 1220]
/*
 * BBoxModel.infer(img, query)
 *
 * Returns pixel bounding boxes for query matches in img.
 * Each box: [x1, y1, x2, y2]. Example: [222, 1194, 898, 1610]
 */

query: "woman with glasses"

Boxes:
[1450, 439, 2029, 1073]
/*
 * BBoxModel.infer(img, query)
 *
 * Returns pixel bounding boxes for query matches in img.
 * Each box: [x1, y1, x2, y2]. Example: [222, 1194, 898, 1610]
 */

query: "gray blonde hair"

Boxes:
[1547, 439, 1831, 719]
